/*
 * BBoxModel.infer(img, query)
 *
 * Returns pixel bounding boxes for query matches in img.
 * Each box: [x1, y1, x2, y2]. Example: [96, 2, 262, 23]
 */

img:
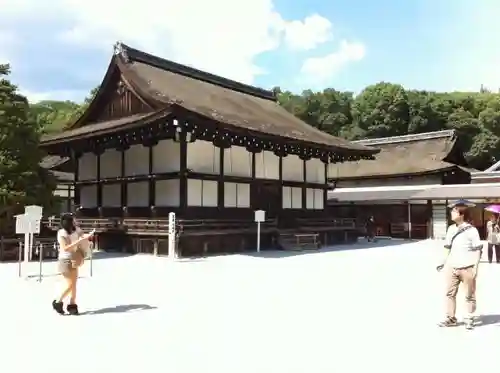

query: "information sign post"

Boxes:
[254, 210, 266, 253]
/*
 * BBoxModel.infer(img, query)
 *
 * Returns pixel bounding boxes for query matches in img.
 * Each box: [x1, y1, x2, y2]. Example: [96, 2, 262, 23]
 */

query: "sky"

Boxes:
[0, 0, 499, 103]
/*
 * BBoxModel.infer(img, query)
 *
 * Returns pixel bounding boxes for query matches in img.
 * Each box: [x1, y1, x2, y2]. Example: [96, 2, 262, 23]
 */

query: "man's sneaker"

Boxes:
[438, 316, 458, 327]
[465, 317, 475, 330]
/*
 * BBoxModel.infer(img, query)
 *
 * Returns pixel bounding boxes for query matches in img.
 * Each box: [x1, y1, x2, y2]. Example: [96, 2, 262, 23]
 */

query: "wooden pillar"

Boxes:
[323, 162, 328, 210]
[66, 185, 71, 212]
[407, 202, 412, 239]
[427, 199, 433, 238]
[251, 152, 256, 179]
[217, 147, 224, 209]
[278, 154, 283, 216]
[73, 150, 80, 208]
[96, 151, 102, 216]
[148, 144, 155, 216]
[302, 159, 307, 211]
[179, 132, 187, 211]
[120, 149, 127, 216]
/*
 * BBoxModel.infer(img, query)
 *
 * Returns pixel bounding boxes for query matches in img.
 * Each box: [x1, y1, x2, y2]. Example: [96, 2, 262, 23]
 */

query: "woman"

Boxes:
[486, 214, 500, 263]
[52, 213, 94, 315]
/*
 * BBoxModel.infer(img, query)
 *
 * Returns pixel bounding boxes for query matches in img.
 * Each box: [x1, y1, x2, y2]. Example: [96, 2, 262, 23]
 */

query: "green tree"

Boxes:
[351, 82, 410, 138]
[0, 64, 57, 233]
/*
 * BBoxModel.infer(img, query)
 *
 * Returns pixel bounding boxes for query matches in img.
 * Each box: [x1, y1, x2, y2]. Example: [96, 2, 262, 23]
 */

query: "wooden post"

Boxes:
[153, 239, 158, 256]
[407, 202, 412, 239]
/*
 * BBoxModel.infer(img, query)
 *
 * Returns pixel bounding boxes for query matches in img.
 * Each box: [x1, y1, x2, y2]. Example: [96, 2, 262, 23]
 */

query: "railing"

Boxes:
[43, 217, 117, 231]
[178, 218, 277, 236]
[296, 217, 357, 229]
[389, 223, 428, 239]
[0, 237, 58, 261]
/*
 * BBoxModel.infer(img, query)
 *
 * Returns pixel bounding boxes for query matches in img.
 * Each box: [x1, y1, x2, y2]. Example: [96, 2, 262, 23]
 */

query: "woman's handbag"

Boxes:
[71, 229, 90, 268]
[71, 248, 85, 268]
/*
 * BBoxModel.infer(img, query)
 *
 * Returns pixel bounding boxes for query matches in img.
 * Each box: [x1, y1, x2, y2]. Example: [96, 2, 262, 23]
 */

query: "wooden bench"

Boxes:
[279, 233, 320, 251]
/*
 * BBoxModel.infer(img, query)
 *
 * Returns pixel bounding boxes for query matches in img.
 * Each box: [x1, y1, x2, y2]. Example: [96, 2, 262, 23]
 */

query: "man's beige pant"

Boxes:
[446, 266, 477, 318]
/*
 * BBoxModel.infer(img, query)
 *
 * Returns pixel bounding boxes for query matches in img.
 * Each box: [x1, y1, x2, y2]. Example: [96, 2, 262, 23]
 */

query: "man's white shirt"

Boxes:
[444, 223, 483, 268]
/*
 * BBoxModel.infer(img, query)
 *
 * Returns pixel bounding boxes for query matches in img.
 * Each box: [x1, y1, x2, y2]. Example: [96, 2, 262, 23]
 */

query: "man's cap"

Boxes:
[447, 199, 476, 208]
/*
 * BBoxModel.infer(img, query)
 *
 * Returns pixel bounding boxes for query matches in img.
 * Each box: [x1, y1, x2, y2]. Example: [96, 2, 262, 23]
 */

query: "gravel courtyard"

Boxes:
[2, 239, 499, 373]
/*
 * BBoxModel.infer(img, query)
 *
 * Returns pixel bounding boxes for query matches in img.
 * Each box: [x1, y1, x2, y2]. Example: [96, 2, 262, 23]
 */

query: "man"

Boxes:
[436, 200, 483, 330]
[486, 214, 500, 264]
[365, 216, 376, 242]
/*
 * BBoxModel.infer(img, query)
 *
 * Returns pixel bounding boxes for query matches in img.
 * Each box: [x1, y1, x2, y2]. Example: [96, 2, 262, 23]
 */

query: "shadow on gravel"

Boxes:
[80, 303, 157, 316]
[477, 314, 500, 327]
[244, 239, 424, 259]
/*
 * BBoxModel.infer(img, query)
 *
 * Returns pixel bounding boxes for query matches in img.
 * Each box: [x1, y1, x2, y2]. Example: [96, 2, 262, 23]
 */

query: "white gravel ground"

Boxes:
[1, 239, 500, 373]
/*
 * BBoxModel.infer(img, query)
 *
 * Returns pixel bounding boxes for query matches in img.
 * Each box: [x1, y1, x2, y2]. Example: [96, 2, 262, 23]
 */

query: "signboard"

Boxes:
[15, 214, 41, 234]
[25, 205, 43, 218]
[254, 210, 265, 223]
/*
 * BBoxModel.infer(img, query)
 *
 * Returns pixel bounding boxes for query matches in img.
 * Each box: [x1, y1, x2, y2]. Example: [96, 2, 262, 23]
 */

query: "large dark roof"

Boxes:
[41, 42, 377, 157]
[330, 130, 470, 180]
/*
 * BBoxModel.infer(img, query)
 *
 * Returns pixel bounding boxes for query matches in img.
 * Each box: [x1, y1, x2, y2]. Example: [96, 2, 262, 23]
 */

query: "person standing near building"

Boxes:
[365, 215, 376, 242]
[486, 214, 500, 264]
[436, 200, 483, 330]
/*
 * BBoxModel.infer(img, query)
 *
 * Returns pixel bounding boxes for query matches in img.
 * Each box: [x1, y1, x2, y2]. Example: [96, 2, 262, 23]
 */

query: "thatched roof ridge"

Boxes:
[330, 130, 470, 180]
[42, 42, 378, 158]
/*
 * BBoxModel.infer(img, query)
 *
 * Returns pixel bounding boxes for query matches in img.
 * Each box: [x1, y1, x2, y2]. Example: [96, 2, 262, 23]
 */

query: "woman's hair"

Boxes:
[60, 213, 76, 234]
[455, 205, 471, 222]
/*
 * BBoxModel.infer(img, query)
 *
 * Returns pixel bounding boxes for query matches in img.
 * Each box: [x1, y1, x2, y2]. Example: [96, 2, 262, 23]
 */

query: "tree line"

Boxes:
[276, 83, 500, 170]
[33, 82, 500, 170]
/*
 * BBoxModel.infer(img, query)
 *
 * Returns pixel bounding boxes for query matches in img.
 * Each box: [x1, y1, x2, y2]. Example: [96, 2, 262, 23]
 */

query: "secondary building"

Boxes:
[328, 130, 472, 239]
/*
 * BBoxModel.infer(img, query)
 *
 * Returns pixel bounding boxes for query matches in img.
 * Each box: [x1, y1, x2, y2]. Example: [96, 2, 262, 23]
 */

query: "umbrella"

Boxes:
[447, 199, 476, 208]
[485, 204, 500, 214]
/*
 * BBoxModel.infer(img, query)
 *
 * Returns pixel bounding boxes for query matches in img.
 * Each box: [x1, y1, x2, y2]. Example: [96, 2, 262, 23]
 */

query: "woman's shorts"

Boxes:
[58, 259, 75, 275]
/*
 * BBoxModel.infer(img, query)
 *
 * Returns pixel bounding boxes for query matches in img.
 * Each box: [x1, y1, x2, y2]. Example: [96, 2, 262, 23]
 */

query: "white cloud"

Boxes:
[0, 30, 16, 63]
[300, 40, 366, 83]
[282, 14, 332, 51]
[0, 0, 358, 98]
[19, 88, 87, 104]
[52, 0, 333, 83]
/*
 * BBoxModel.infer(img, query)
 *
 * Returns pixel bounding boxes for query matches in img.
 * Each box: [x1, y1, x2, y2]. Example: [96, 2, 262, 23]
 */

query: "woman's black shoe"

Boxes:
[52, 300, 65, 315]
[66, 303, 79, 315]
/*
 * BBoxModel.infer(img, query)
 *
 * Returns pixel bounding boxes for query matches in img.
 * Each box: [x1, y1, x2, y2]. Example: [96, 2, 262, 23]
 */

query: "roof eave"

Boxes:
[330, 165, 459, 181]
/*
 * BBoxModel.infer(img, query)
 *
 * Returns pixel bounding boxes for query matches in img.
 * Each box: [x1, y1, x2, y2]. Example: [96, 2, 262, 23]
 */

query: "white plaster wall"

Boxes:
[153, 139, 180, 173]
[155, 179, 180, 206]
[255, 151, 279, 180]
[125, 144, 149, 176]
[100, 149, 121, 179]
[127, 181, 149, 207]
[282, 154, 303, 182]
[306, 158, 325, 183]
[314, 189, 324, 209]
[283, 186, 303, 209]
[306, 189, 314, 209]
[102, 184, 121, 207]
[187, 140, 220, 174]
[432, 203, 447, 240]
[224, 182, 250, 208]
[224, 146, 251, 178]
[80, 185, 97, 208]
[78, 153, 97, 181]
[187, 179, 218, 207]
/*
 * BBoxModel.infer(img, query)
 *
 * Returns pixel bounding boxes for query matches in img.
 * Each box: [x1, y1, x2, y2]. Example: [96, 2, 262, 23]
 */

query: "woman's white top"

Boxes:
[57, 229, 79, 260]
